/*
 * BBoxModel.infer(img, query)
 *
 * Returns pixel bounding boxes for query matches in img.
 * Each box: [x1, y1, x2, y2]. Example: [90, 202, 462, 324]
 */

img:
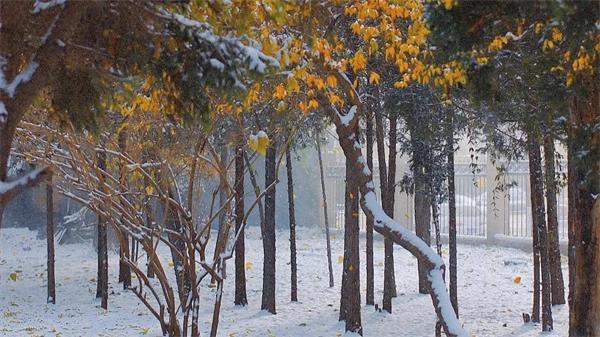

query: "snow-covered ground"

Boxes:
[0, 226, 568, 337]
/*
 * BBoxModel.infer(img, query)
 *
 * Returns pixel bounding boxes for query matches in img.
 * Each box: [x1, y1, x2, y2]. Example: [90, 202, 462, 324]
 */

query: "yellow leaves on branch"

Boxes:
[273, 84, 287, 100]
[326, 75, 338, 88]
[350, 50, 367, 73]
[248, 131, 270, 156]
[369, 71, 380, 84]
[441, 0, 456, 10]
[488, 35, 508, 51]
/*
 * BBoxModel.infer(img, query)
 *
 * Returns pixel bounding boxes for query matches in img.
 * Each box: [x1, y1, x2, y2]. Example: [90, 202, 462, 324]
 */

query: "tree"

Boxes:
[446, 109, 458, 315]
[285, 145, 298, 302]
[117, 128, 131, 289]
[262, 139, 277, 314]
[339, 155, 362, 335]
[364, 111, 375, 305]
[527, 131, 553, 330]
[316, 134, 335, 288]
[234, 142, 248, 306]
[95, 150, 108, 310]
[426, 1, 598, 333]
[46, 172, 55, 304]
[0, 0, 277, 226]
[542, 134, 565, 305]
[374, 98, 398, 309]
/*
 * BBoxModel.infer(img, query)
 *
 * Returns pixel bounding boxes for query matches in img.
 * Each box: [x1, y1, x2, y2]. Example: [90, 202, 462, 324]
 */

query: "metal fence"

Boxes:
[326, 160, 568, 241]
[437, 164, 487, 237]
[500, 161, 568, 240]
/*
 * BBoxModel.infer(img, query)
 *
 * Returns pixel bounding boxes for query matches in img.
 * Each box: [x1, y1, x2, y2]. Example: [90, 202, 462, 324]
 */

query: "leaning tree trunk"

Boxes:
[261, 139, 277, 314]
[365, 111, 375, 306]
[528, 132, 553, 331]
[234, 143, 248, 306]
[567, 84, 600, 337]
[447, 110, 458, 316]
[340, 156, 362, 335]
[285, 146, 298, 302]
[96, 151, 108, 310]
[316, 135, 334, 288]
[46, 173, 56, 304]
[543, 134, 565, 306]
[326, 103, 465, 337]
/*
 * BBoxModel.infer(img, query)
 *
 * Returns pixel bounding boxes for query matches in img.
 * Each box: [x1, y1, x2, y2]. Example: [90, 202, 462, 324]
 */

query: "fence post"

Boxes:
[486, 160, 506, 243]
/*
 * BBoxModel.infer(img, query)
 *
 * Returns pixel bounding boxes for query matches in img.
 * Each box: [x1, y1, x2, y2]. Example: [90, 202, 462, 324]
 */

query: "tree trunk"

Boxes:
[567, 86, 600, 337]
[96, 151, 108, 310]
[528, 133, 553, 331]
[375, 109, 396, 312]
[385, 109, 398, 303]
[286, 146, 298, 302]
[316, 135, 334, 288]
[340, 156, 362, 335]
[234, 144, 248, 306]
[117, 130, 131, 289]
[365, 111, 375, 306]
[46, 173, 56, 304]
[212, 148, 229, 284]
[447, 111, 458, 316]
[543, 135, 565, 306]
[261, 139, 277, 314]
[415, 162, 432, 294]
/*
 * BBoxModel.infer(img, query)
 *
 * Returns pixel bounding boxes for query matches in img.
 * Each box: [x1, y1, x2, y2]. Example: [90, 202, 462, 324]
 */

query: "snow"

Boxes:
[363, 191, 444, 268]
[340, 105, 357, 126]
[210, 58, 225, 72]
[32, 0, 66, 14]
[164, 9, 278, 76]
[2, 62, 39, 98]
[0, 226, 569, 336]
[0, 167, 47, 194]
[256, 130, 268, 139]
[0, 101, 6, 124]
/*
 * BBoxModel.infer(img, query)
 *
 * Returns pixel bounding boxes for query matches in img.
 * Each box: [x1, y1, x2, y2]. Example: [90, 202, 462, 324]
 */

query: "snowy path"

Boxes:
[0, 226, 567, 337]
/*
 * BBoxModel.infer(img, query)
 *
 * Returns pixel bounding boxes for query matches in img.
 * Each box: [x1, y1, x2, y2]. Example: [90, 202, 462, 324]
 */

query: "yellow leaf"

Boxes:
[208, 282, 217, 288]
[145, 185, 154, 194]
[350, 50, 367, 72]
[245, 261, 253, 270]
[273, 84, 287, 100]
[298, 101, 308, 113]
[249, 131, 270, 156]
[140, 327, 151, 335]
[326, 75, 338, 88]
[337, 255, 344, 264]
[513, 276, 522, 284]
[168, 260, 174, 268]
[287, 77, 300, 93]
[9, 272, 17, 282]
[369, 71, 380, 84]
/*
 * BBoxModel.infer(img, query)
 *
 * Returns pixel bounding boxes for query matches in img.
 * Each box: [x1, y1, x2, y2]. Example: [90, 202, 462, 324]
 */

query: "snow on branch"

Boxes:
[0, 166, 51, 202]
[327, 103, 467, 337]
[32, 0, 66, 14]
[339, 105, 357, 126]
[161, 8, 279, 84]
[1, 62, 39, 98]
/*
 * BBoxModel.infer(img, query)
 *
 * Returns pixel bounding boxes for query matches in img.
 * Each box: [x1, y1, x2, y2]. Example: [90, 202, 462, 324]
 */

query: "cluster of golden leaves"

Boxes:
[238, 0, 470, 117]
[479, 17, 599, 88]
